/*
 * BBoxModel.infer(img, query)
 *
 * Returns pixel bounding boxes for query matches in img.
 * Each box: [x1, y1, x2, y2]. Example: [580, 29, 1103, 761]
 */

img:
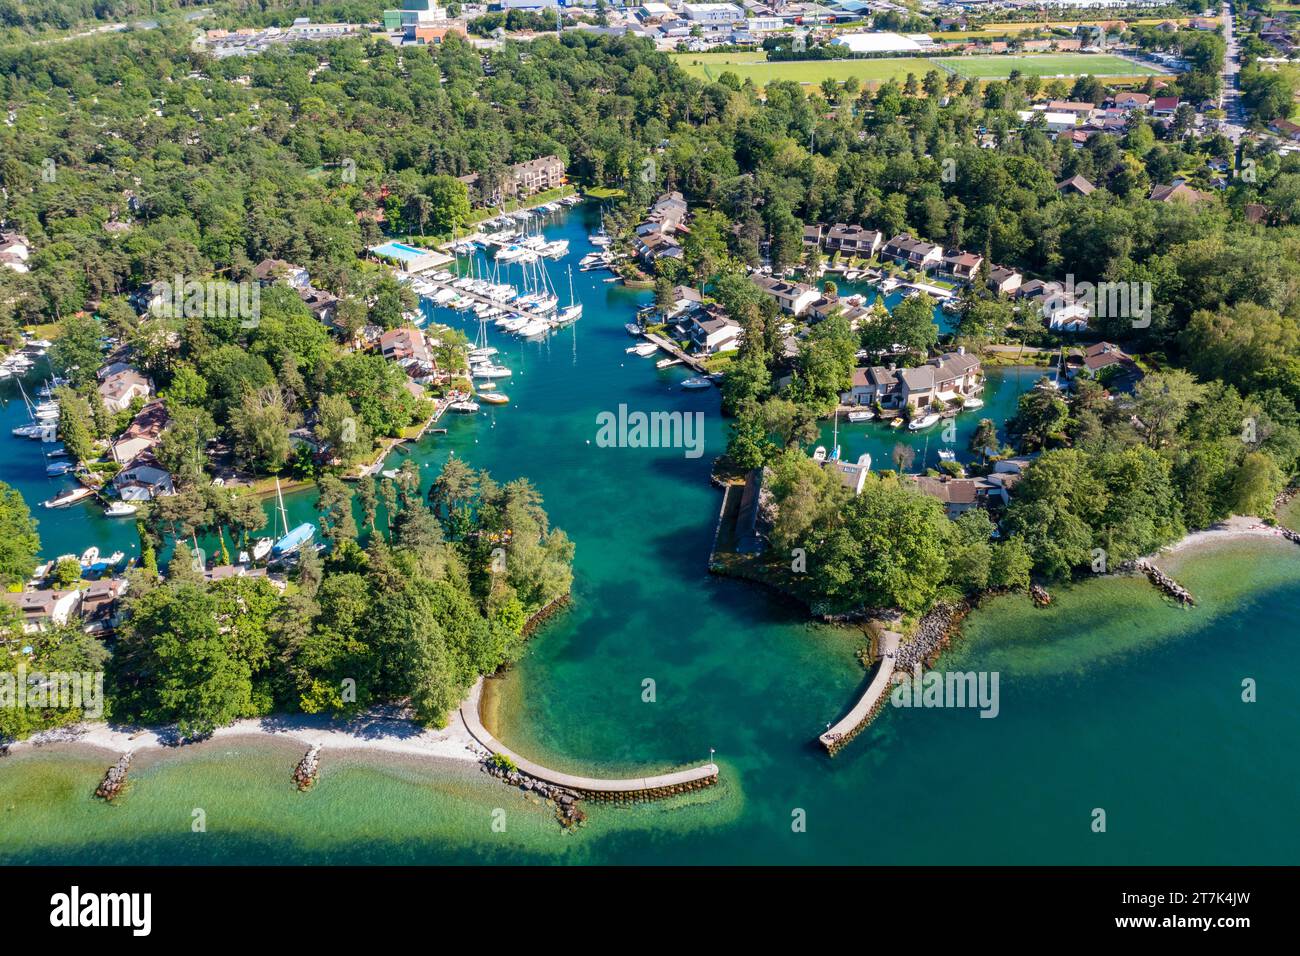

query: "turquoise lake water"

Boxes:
[2, 205, 1297, 865]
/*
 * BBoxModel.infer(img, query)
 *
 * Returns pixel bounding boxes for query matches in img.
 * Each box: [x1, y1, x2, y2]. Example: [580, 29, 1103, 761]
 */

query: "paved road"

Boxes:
[1220, 1, 1248, 138]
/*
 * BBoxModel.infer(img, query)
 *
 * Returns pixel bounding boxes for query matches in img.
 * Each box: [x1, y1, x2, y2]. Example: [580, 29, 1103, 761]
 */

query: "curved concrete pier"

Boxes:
[458, 679, 719, 801]
[819, 630, 900, 757]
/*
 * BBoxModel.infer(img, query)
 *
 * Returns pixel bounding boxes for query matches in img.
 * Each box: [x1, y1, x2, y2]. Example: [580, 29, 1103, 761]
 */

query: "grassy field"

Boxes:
[930, 53, 1160, 78]
[673, 51, 1160, 87]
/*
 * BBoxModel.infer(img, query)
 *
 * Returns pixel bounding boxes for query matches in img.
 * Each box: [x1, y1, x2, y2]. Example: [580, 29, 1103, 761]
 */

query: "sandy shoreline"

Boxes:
[1150, 514, 1296, 560]
[7, 707, 489, 766]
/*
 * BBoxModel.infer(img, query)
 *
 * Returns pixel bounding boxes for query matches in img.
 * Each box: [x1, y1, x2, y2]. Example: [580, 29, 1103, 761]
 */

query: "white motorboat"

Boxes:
[630, 342, 658, 357]
[908, 413, 941, 431]
[252, 538, 274, 562]
[448, 400, 480, 413]
[681, 376, 712, 389]
[80, 546, 100, 565]
[43, 487, 93, 509]
[625, 323, 642, 336]
[105, 501, 138, 517]
[847, 410, 874, 423]
[962, 397, 985, 410]
[472, 364, 513, 379]
[938, 448, 956, 462]
[518, 319, 550, 337]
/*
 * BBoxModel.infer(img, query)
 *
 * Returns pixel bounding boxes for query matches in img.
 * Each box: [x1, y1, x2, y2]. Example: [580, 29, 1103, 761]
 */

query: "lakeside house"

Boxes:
[1070, 341, 1143, 388]
[988, 266, 1022, 296]
[823, 223, 883, 258]
[942, 250, 983, 281]
[636, 231, 684, 265]
[689, 311, 742, 354]
[458, 155, 566, 206]
[751, 274, 819, 316]
[643, 191, 688, 232]
[663, 284, 702, 318]
[823, 453, 872, 496]
[113, 452, 176, 501]
[110, 400, 169, 464]
[1044, 301, 1090, 333]
[2, 589, 85, 632]
[841, 349, 983, 411]
[635, 191, 688, 266]
[80, 578, 129, 635]
[896, 350, 983, 409]
[906, 474, 1011, 519]
[97, 367, 152, 414]
[881, 234, 942, 271]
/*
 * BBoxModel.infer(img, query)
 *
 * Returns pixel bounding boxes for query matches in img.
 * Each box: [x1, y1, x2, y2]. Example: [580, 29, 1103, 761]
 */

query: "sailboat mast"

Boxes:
[275, 476, 288, 538]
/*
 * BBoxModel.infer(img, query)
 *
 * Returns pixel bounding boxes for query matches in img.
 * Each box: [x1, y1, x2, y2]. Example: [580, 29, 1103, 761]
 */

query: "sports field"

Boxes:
[672, 51, 1160, 87]
[929, 54, 1160, 78]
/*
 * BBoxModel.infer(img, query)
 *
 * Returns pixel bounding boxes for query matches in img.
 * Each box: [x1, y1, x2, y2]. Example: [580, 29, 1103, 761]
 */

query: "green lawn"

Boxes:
[929, 53, 1160, 79]
[675, 53, 929, 86]
[673, 51, 1159, 87]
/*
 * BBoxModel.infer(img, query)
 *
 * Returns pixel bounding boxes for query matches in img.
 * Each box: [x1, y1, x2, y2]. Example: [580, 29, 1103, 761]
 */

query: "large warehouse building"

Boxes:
[830, 32, 933, 54]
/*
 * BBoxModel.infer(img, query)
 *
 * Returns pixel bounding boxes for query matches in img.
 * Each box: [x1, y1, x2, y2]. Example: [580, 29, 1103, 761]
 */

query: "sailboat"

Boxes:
[270, 477, 314, 560]
[555, 265, 582, 325]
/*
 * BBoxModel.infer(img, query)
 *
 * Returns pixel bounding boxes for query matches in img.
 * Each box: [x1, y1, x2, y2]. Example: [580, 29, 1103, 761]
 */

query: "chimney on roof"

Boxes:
[957, 345, 965, 355]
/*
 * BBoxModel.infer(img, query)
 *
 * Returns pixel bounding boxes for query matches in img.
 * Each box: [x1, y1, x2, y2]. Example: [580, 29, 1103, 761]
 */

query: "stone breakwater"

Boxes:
[1126, 559, 1195, 605]
[293, 745, 321, 791]
[95, 753, 131, 801]
[896, 602, 970, 672]
[482, 759, 588, 828]
[459, 679, 720, 810]
[521, 593, 571, 639]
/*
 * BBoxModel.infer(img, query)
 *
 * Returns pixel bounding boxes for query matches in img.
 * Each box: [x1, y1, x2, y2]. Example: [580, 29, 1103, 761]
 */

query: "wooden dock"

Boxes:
[640, 332, 709, 374]
[421, 277, 560, 326]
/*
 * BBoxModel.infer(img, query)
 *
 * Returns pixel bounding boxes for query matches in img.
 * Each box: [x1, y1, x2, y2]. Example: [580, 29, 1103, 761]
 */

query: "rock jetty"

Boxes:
[292, 744, 321, 791]
[896, 602, 968, 671]
[95, 753, 131, 801]
[482, 758, 587, 828]
[1133, 559, 1195, 605]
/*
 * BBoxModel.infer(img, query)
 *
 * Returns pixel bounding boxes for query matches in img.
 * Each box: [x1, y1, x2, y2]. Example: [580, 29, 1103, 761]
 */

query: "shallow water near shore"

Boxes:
[2, 205, 1299, 864]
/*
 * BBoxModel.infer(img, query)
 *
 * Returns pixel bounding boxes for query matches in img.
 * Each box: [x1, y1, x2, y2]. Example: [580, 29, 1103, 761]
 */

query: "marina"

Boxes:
[4, 204, 1298, 870]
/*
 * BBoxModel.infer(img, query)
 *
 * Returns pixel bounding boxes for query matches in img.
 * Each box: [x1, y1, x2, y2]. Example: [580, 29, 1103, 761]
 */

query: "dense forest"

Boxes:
[1, 458, 574, 739]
